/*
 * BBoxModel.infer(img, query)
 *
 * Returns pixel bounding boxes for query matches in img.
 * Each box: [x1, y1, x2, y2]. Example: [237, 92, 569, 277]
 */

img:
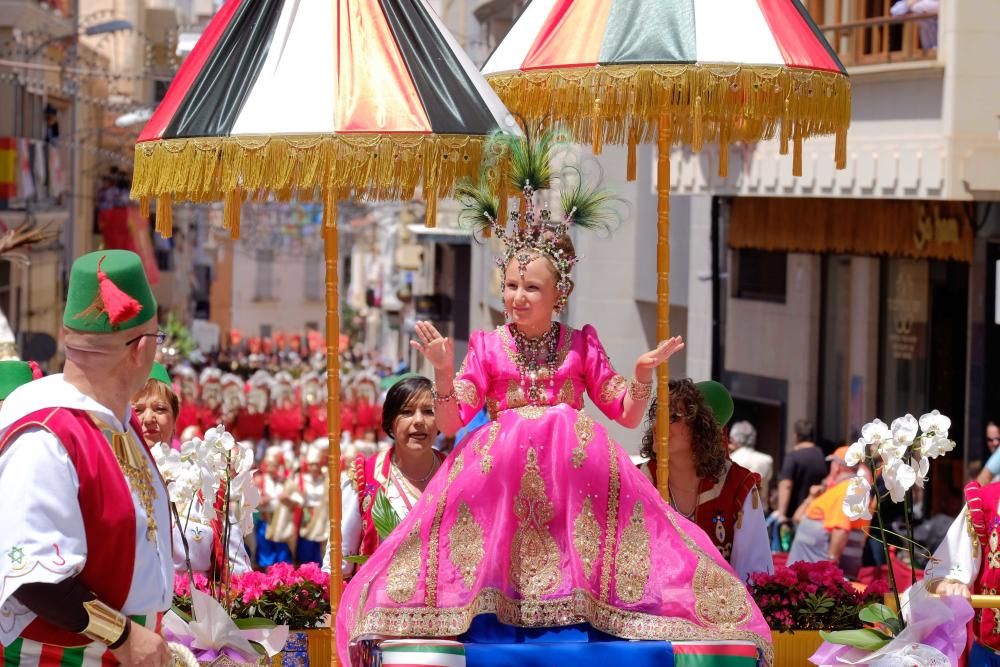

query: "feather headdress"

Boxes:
[456, 126, 619, 312]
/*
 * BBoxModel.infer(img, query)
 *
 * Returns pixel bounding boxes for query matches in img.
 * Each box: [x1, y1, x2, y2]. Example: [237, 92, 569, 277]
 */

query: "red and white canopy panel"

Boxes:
[132, 0, 517, 235]
[482, 0, 850, 173]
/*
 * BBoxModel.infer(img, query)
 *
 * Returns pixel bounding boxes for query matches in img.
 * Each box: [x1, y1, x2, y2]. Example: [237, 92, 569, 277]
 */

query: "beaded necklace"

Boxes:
[510, 322, 561, 404]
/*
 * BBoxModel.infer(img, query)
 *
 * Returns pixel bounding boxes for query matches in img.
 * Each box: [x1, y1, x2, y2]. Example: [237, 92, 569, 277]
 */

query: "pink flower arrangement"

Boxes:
[748, 562, 887, 633]
[173, 564, 330, 629]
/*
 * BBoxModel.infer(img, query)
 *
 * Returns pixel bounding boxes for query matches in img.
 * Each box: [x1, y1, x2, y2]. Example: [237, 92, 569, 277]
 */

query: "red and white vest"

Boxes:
[0, 408, 143, 647]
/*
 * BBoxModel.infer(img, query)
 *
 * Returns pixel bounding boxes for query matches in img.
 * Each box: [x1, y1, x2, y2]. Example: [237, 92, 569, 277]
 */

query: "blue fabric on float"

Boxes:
[972, 643, 1000, 665]
[459, 616, 676, 667]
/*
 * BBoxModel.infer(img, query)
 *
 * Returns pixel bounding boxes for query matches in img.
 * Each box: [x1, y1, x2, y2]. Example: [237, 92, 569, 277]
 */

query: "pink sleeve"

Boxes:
[454, 330, 488, 425]
[582, 325, 628, 421]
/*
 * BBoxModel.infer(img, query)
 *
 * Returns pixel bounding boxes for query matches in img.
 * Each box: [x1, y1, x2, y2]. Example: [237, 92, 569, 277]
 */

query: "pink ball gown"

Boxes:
[336, 324, 772, 664]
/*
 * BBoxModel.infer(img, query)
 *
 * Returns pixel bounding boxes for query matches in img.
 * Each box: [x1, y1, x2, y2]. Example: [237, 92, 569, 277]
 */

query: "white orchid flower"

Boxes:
[233, 442, 255, 475]
[881, 414, 918, 462]
[920, 433, 955, 459]
[919, 410, 951, 439]
[846, 438, 868, 467]
[882, 456, 917, 503]
[913, 453, 930, 489]
[862, 419, 892, 448]
[843, 476, 873, 520]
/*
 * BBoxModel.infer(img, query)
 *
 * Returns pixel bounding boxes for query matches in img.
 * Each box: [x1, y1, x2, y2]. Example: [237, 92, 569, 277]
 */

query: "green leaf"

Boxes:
[819, 629, 892, 651]
[233, 617, 277, 630]
[372, 489, 402, 539]
[171, 605, 193, 623]
[859, 603, 898, 625]
[882, 617, 904, 636]
[345, 555, 370, 565]
[248, 640, 269, 657]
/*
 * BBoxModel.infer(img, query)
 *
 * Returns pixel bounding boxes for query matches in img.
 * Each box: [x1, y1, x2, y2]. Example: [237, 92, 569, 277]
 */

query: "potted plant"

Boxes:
[749, 561, 887, 666]
[153, 426, 289, 665]
[173, 563, 331, 667]
[810, 411, 972, 665]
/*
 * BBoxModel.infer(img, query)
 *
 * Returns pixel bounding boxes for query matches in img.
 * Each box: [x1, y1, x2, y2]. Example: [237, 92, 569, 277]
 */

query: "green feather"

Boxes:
[455, 176, 499, 235]
[560, 171, 623, 233]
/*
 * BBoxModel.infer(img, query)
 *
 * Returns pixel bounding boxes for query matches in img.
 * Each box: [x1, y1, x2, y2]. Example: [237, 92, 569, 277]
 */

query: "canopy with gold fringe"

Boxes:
[132, 2, 519, 665]
[483, 0, 851, 504]
[132, 0, 518, 237]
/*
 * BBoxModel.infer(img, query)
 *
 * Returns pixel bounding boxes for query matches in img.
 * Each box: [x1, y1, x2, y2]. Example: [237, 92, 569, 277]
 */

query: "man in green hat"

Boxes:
[0, 250, 172, 666]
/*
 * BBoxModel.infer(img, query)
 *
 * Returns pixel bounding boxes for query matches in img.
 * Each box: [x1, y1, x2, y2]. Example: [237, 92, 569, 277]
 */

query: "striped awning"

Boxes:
[132, 0, 518, 235]
[482, 0, 851, 175]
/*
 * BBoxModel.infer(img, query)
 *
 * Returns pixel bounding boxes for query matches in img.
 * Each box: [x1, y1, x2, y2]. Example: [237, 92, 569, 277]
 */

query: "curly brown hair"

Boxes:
[640, 378, 726, 482]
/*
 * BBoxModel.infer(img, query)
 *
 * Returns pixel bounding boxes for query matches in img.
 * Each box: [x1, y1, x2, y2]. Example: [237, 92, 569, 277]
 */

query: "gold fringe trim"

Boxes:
[626, 124, 639, 182]
[835, 125, 847, 170]
[224, 188, 242, 240]
[591, 98, 604, 156]
[691, 96, 703, 153]
[779, 97, 791, 156]
[486, 64, 851, 169]
[793, 129, 803, 177]
[130, 133, 496, 236]
[155, 194, 172, 238]
[718, 130, 729, 179]
[139, 197, 150, 219]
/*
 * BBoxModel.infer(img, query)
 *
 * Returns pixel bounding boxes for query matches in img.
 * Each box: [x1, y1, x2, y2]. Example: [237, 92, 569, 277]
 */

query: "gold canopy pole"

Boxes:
[324, 194, 342, 666]
[655, 113, 672, 503]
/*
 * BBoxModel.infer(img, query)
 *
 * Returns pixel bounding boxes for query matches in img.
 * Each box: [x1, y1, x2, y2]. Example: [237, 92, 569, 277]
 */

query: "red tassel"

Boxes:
[28, 361, 42, 380]
[96, 255, 142, 326]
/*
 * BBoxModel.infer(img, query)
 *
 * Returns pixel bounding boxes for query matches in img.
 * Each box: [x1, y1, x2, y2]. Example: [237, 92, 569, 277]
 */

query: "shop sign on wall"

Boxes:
[887, 260, 928, 361]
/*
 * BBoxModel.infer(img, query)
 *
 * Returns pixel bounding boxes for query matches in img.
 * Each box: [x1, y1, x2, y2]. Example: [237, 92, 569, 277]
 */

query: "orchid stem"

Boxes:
[871, 457, 903, 626]
[171, 502, 198, 620]
[903, 488, 918, 587]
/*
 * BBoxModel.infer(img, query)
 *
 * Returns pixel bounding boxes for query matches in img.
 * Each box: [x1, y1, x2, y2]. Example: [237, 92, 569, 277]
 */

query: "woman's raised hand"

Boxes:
[634, 336, 685, 379]
[410, 321, 454, 372]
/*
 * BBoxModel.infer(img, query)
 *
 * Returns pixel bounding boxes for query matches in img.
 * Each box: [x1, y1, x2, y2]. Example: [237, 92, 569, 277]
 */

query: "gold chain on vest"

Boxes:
[90, 414, 159, 542]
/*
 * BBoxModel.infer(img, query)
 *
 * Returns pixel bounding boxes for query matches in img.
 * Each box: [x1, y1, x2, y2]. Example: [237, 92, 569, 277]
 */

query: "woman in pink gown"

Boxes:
[335, 150, 772, 666]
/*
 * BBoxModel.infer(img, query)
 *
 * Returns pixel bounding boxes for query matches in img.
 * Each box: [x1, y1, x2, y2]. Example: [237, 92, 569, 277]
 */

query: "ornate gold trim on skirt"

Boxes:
[352, 587, 773, 666]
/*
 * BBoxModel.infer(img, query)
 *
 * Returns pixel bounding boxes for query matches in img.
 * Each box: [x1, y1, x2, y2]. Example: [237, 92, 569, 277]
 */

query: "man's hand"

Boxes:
[110, 622, 172, 667]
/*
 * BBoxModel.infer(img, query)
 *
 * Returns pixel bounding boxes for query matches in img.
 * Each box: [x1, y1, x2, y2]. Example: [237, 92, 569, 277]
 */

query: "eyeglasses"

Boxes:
[125, 331, 166, 347]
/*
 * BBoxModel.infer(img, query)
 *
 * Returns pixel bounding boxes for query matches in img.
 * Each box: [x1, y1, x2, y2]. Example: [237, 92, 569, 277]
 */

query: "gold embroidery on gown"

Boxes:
[510, 448, 561, 598]
[387, 521, 422, 603]
[574, 497, 601, 579]
[667, 512, 753, 628]
[455, 379, 479, 407]
[572, 412, 595, 468]
[558, 378, 576, 405]
[600, 439, 621, 603]
[426, 453, 465, 607]
[448, 502, 485, 590]
[473, 421, 502, 474]
[615, 502, 651, 603]
[600, 375, 628, 404]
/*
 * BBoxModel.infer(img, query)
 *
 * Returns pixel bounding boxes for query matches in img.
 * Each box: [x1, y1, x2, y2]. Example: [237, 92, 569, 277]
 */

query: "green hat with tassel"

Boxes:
[64, 250, 156, 332]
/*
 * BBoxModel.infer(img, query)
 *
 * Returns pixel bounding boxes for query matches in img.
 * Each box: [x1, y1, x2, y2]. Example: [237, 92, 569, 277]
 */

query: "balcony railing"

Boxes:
[820, 11, 938, 67]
